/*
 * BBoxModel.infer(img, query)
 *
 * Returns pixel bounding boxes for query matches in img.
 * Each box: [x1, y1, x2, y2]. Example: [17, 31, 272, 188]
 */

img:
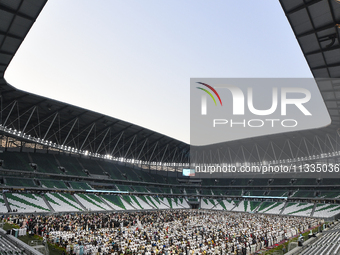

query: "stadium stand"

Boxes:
[45, 193, 83, 212]
[6, 193, 50, 213]
[29, 153, 60, 174]
[201, 189, 213, 195]
[133, 186, 149, 193]
[313, 204, 340, 218]
[225, 190, 242, 196]
[0, 152, 32, 172]
[138, 171, 154, 183]
[69, 181, 92, 190]
[147, 187, 163, 193]
[77, 157, 104, 176]
[298, 223, 340, 255]
[54, 154, 87, 176]
[116, 184, 134, 192]
[162, 187, 172, 194]
[257, 201, 276, 213]
[322, 179, 340, 186]
[0, 194, 8, 213]
[40, 179, 68, 189]
[295, 179, 318, 185]
[201, 179, 215, 186]
[262, 202, 285, 215]
[185, 188, 198, 195]
[283, 202, 315, 217]
[74, 194, 111, 211]
[96, 161, 122, 180]
[117, 165, 141, 181]
[5, 177, 35, 187]
[271, 178, 292, 186]
[321, 191, 340, 198]
[153, 175, 167, 184]
[268, 190, 288, 197]
[101, 195, 126, 210]
[172, 187, 182, 194]
[0, 233, 35, 255]
[292, 190, 317, 198]
[250, 178, 270, 186]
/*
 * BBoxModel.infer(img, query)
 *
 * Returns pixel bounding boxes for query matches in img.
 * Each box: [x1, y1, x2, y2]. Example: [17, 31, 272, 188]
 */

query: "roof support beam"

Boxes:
[164, 146, 177, 164]
[303, 137, 311, 157]
[148, 142, 159, 163]
[136, 138, 148, 161]
[0, 50, 13, 56]
[25, 105, 69, 133]
[79, 123, 95, 151]
[45, 110, 89, 142]
[160, 144, 169, 164]
[327, 133, 335, 152]
[284, 0, 323, 15]
[21, 106, 36, 134]
[315, 136, 323, 154]
[110, 131, 124, 156]
[7, 102, 39, 129]
[0, 31, 23, 40]
[124, 135, 136, 159]
[255, 144, 261, 162]
[95, 127, 110, 154]
[296, 23, 336, 38]
[305, 45, 340, 56]
[62, 118, 78, 146]
[2, 100, 16, 126]
[42, 112, 58, 140]
[0, 4, 35, 21]
[312, 61, 340, 70]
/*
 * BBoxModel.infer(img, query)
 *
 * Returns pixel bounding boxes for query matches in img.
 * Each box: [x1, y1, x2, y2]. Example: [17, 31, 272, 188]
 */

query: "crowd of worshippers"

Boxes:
[6, 210, 321, 255]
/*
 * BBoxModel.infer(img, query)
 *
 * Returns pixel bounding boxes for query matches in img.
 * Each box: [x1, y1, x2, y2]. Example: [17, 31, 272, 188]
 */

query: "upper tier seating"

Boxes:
[29, 153, 60, 174]
[54, 154, 87, 176]
[69, 181, 92, 190]
[116, 165, 140, 181]
[40, 179, 68, 189]
[5, 177, 35, 187]
[1, 151, 32, 171]
[294, 179, 317, 185]
[250, 179, 269, 186]
[271, 178, 292, 185]
[97, 161, 123, 180]
[322, 179, 340, 185]
[77, 157, 104, 175]
[292, 190, 316, 198]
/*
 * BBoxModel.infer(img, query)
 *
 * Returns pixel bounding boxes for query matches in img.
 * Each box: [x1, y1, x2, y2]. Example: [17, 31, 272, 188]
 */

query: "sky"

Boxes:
[5, 0, 313, 144]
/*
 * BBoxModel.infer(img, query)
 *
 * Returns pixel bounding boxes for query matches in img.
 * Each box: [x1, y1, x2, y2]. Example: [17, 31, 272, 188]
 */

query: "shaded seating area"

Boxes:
[29, 153, 60, 174]
[54, 154, 87, 176]
[0, 152, 32, 171]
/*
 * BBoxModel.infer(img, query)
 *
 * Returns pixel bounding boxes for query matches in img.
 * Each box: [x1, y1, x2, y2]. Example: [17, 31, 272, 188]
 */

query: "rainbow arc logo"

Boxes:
[196, 82, 223, 106]
[196, 82, 222, 115]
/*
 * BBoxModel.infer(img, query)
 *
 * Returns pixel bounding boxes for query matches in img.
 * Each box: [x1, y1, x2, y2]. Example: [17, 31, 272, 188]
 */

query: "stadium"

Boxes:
[0, 0, 340, 254]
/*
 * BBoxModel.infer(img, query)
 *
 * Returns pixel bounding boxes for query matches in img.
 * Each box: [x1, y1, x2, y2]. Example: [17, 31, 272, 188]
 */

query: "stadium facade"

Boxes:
[0, 0, 339, 223]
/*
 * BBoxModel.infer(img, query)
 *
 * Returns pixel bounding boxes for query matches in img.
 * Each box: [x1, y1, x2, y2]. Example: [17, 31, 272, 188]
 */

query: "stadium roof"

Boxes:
[192, 0, 340, 164]
[1, 0, 340, 165]
[0, 0, 189, 164]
